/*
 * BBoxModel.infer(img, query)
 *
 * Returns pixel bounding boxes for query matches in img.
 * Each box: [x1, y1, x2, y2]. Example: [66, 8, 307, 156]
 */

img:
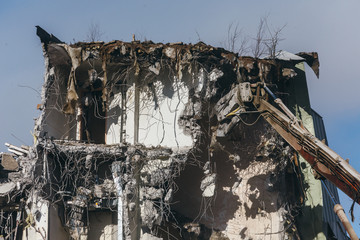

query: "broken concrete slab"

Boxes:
[1, 154, 19, 171]
[140, 233, 163, 240]
[200, 173, 216, 197]
[0, 182, 16, 195]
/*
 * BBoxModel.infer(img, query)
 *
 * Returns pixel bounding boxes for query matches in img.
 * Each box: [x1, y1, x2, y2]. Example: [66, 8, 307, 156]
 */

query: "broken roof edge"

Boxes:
[264, 50, 319, 78]
[266, 50, 305, 61]
[36, 26, 320, 77]
[39, 139, 192, 156]
[36, 26, 63, 45]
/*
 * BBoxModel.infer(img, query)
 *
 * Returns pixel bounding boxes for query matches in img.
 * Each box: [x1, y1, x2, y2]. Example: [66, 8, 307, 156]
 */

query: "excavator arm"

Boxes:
[228, 82, 360, 205]
[258, 96, 360, 205]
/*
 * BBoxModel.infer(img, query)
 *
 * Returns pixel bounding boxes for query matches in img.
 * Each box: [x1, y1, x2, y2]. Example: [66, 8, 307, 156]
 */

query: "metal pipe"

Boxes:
[5, 143, 28, 155]
[334, 204, 359, 240]
[263, 85, 277, 100]
[263, 86, 298, 123]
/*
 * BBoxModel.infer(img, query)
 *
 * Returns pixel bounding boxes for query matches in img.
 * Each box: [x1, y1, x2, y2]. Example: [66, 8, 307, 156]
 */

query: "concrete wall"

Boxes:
[87, 211, 117, 240]
[41, 63, 77, 141]
[106, 78, 193, 149]
[49, 205, 69, 240]
[173, 118, 293, 239]
[22, 196, 49, 240]
[106, 87, 123, 144]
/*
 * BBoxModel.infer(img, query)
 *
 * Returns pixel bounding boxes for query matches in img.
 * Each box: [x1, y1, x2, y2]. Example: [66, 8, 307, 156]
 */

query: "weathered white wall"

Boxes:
[106, 79, 193, 149]
[22, 195, 49, 240]
[106, 87, 123, 144]
[223, 161, 285, 239]
[48, 205, 69, 240]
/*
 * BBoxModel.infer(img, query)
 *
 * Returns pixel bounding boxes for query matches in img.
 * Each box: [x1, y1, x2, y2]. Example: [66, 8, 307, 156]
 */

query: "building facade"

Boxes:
[0, 28, 348, 240]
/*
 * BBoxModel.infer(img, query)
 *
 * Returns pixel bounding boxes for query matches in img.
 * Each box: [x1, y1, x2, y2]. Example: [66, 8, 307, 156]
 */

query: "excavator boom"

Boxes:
[258, 97, 360, 204]
[230, 83, 360, 205]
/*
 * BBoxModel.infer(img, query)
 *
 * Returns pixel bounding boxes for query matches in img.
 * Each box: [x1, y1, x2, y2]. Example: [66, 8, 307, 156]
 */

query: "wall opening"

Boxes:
[80, 91, 106, 144]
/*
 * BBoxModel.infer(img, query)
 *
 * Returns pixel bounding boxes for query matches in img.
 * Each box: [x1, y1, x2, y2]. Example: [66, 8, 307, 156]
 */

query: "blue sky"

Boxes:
[1, 0, 360, 235]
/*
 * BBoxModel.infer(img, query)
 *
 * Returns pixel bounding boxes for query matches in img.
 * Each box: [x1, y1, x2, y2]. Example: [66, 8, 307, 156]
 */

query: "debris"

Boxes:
[140, 233, 163, 240]
[141, 200, 161, 228]
[200, 173, 216, 197]
[0, 182, 16, 195]
[1, 154, 19, 171]
[282, 68, 297, 79]
[184, 222, 201, 235]
[296, 52, 320, 78]
[164, 188, 173, 202]
[5, 143, 29, 156]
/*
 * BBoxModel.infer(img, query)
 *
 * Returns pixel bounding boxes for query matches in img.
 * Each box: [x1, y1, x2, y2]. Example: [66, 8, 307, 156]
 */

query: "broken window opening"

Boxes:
[80, 90, 106, 144]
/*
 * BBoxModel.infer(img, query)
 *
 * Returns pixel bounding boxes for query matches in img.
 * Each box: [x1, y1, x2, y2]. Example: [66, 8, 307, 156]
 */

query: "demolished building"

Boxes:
[0, 27, 350, 239]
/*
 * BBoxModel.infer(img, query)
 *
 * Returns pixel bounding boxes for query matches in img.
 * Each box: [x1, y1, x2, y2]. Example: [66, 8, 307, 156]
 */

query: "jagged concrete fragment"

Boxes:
[200, 173, 216, 197]
[1, 154, 19, 171]
[0, 182, 16, 195]
[140, 187, 163, 200]
[140, 233, 163, 240]
[141, 200, 161, 228]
